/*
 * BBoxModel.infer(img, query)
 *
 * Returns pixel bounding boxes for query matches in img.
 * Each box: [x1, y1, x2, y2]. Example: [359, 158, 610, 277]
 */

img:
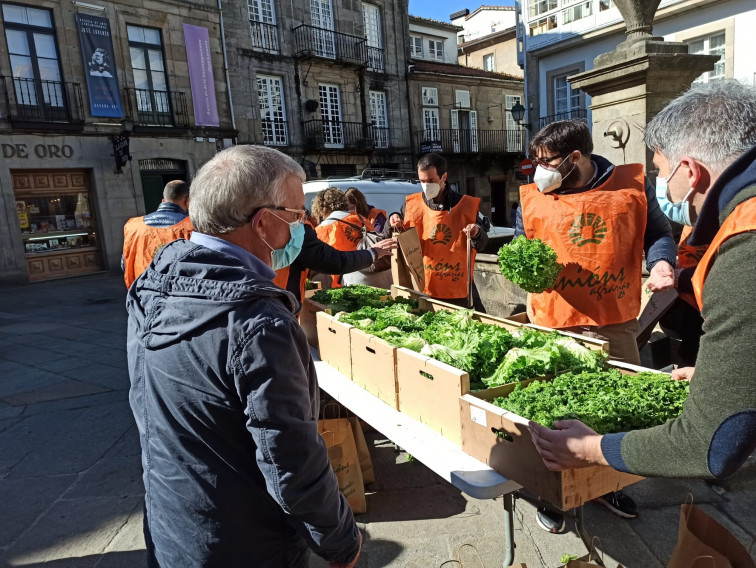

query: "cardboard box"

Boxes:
[350, 329, 399, 409]
[459, 377, 643, 511]
[316, 311, 354, 379]
[300, 290, 328, 348]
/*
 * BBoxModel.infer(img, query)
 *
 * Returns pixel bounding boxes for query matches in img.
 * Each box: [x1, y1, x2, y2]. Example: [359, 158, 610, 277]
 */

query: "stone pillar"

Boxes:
[567, 0, 718, 174]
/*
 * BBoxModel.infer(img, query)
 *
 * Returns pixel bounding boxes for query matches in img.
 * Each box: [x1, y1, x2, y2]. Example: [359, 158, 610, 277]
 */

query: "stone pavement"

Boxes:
[1, 274, 754, 568]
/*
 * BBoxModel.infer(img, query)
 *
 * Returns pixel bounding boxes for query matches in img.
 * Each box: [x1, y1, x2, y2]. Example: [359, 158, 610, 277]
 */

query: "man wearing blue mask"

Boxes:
[528, 81, 756, 501]
[127, 145, 361, 568]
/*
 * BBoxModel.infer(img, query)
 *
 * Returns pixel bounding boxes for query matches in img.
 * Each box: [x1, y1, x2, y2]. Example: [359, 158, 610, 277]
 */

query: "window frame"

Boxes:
[482, 53, 495, 72]
[688, 31, 726, 84]
[428, 38, 444, 61]
[257, 74, 288, 146]
[127, 24, 171, 119]
[410, 35, 423, 58]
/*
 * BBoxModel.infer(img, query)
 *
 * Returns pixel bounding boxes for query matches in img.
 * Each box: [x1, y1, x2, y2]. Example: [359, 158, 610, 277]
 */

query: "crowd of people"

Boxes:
[121, 80, 756, 566]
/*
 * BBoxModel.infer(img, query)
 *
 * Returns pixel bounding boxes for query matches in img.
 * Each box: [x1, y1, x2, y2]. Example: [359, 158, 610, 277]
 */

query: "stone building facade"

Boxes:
[0, 0, 235, 284]
[223, 0, 413, 178]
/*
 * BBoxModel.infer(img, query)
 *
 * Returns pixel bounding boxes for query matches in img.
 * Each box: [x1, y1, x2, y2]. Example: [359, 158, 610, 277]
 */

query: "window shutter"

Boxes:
[451, 109, 460, 153]
[469, 110, 478, 152]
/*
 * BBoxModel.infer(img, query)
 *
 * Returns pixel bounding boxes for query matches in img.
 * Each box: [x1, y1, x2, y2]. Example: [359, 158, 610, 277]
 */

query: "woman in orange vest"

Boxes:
[345, 187, 387, 235]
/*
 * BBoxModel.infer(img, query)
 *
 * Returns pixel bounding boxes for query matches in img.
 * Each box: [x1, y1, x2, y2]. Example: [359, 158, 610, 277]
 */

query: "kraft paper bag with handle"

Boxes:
[393, 227, 426, 292]
[347, 416, 375, 484]
[668, 503, 755, 568]
[318, 418, 367, 514]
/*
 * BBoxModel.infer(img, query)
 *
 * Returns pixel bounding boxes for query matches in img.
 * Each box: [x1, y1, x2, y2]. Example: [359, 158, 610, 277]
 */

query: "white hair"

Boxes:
[189, 145, 305, 235]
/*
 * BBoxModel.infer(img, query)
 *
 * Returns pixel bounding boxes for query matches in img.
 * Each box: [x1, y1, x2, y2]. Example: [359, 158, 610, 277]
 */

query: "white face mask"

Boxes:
[421, 182, 442, 200]
[533, 166, 564, 193]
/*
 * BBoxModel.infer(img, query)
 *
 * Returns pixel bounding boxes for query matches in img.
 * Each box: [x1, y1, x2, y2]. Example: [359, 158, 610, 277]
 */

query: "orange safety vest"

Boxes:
[692, 197, 756, 311]
[520, 164, 647, 328]
[676, 225, 709, 310]
[367, 207, 386, 228]
[403, 192, 480, 299]
[315, 213, 375, 288]
[123, 216, 193, 288]
[273, 266, 308, 303]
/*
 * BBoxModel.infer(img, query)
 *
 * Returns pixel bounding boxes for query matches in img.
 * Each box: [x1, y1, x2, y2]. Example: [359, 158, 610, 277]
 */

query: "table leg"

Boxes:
[574, 505, 604, 567]
[502, 491, 517, 568]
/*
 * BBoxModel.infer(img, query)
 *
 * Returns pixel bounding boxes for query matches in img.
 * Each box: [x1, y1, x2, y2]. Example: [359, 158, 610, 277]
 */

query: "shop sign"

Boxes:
[112, 135, 131, 173]
[1, 143, 74, 159]
[419, 141, 443, 154]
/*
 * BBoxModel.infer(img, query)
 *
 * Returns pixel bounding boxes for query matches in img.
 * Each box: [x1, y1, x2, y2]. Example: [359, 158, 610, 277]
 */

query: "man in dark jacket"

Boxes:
[127, 145, 361, 568]
[529, 82, 756, 482]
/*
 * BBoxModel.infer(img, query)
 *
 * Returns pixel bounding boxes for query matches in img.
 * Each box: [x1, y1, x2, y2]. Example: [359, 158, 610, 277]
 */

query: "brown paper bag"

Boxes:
[347, 416, 375, 484]
[319, 418, 367, 514]
[668, 504, 755, 568]
[393, 228, 425, 292]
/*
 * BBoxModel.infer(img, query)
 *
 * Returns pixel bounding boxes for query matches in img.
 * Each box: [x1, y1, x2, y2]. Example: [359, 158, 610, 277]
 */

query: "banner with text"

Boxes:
[76, 14, 123, 118]
[183, 24, 219, 127]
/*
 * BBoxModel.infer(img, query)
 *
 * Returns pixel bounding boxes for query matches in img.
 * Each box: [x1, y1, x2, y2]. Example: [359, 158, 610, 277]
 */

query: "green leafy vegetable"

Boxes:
[493, 369, 690, 434]
[561, 554, 579, 564]
[311, 285, 417, 313]
[498, 235, 564, 293]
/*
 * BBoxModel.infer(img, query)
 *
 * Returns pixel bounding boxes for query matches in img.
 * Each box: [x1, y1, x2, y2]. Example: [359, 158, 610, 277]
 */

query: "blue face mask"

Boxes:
[656, 162, 695, 226]
[262, 212, 305, 270]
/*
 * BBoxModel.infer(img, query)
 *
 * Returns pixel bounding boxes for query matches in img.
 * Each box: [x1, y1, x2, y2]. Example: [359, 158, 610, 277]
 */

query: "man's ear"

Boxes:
[570, 150, 583, 164]
[681, 156, 710, 193]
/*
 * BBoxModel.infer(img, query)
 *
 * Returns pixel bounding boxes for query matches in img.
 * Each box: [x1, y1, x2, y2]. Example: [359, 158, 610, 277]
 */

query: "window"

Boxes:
[562, 1, 592, 24]
[369, 90, 388, 148]
[257, 75, 287, 146]
[2, 4, 64, 111]
[529, 15, 556, 36]
[310, 0, 335, 58]
[599, 0, 613, 11]
[505, 94, 523, 152]
[422, 108, 440, 141]
[248, 0, 279, 52]
[318, 83, 342, 148]
[421, 87, 438, 106]
[127, 25, 170, 122]
[529, 0, 557, 18]
[483, 53, 495, 72]
[554, 72, 580, 116]
[428, 39, 444, 61]
[362, 3, 383, 71]
[689, 32, 725, 83]
[455, 90, 470, 109]
[410, 35, 423, 58]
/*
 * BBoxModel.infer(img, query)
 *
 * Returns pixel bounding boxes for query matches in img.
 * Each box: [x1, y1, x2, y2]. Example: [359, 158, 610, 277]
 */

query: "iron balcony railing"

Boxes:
[123, 87, 189, 128]
[293, 24, 368, 66]
[366, 46, 385, 72]
[415, 128, 525, 154]
[260, 119, 289, 146]
[372, 126, 389, 149]
[1, 76, 84, 125]
[539, 108, 588, 128]
[250, 20, 280, 53]
[303, 119, 375, 151]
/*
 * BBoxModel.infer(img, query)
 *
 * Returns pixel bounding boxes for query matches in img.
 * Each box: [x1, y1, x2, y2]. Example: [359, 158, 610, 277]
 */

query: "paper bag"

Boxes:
[392, 228, 425, 292]
[348, 416, 375, 484]
[668, 504, 755, 568]
[319, 418, 367, 514]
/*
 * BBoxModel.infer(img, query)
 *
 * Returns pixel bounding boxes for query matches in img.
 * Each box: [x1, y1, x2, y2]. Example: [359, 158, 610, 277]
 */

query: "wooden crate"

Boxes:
[316, 311, 354, 379]
[350, 329, 399, 409]
[459, 377, 644, 511]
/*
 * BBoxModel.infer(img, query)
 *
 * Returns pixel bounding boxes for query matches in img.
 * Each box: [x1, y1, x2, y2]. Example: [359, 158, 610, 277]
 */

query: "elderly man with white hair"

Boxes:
[127, 145, 361, 568]
[530, 81, 756, 482]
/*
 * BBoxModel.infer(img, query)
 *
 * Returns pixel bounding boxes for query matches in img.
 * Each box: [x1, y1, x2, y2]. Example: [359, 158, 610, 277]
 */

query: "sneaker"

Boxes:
[595, 491, 639, 519]
[536, 507, 566, 533]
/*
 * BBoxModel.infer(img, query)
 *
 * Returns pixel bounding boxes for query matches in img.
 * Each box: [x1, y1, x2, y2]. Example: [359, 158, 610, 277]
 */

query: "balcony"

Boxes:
[123, 87, 189, 130]
[539, 108, 588, 129]
[366, 46, 385, 72]
[1, 77, 84, 129]
[302, 119, 375, 152]
[260, 119, 289, 146]
[250, 20, 280, 54]
[414, 129, 525, 154]
[293, 24, 368, 67]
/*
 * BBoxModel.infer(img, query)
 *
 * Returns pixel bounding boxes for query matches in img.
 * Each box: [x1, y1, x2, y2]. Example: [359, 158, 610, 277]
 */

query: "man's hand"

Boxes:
[529, 420, 608, 471]
[645, 260, 675, 292]
[671, 366, 695, 381]
[463, 223, 480, 239]
[389, 213, 403, 230]
[371, 238, 396, 258]
[329, 531, 362, 568]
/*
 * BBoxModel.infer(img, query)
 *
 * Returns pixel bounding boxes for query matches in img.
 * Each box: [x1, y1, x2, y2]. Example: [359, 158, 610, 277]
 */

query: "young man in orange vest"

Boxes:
[388, 153, 491, 309]
[122, 180, 193, 288]
[515, 119, 676, 530]
[528, 82, 756, 496]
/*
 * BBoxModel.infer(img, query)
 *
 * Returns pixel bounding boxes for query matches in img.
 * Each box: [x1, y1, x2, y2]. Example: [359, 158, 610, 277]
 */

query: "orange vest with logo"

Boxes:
[520, 164, 647, 328]
[676, 225, 709, 310]
[123, 216, 193, 288]
[367, 207, 386, 228]
[315, 213, 375, 288]
[692, 197, 756, 311]
[403, 192, 480, 299]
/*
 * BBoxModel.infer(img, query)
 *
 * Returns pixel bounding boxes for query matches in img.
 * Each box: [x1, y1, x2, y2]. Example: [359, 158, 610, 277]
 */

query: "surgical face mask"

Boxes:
[261, 212, 305, 270]
[656, 162, 695, 226]
[421, 182, 442, 200]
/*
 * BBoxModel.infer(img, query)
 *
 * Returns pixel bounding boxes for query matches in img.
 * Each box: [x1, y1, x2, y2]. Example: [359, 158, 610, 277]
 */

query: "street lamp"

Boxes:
[510, 101, 531, 129]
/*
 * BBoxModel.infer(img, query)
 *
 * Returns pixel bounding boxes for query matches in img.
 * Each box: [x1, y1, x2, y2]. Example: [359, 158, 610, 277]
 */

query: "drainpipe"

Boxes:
[399, 0, 416, 165]
[218, 0, 237, 140]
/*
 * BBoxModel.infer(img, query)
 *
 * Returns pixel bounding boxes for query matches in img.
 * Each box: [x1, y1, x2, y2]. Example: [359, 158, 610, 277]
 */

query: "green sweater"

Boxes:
[602, 185, 756, 478]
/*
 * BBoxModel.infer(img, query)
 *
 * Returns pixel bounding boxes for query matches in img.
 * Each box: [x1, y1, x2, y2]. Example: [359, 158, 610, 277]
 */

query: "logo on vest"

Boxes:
[430, 223, 452, 246]
[344, 224, 364, 244]
[568, 213, 607, 247]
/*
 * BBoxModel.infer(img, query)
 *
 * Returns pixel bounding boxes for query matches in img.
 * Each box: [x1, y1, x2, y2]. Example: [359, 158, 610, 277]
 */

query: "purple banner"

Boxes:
[183, 24, 219, 127]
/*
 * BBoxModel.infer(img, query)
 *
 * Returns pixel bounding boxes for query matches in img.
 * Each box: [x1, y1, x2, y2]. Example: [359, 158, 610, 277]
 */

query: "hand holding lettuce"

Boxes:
[498, 236, 564, 293]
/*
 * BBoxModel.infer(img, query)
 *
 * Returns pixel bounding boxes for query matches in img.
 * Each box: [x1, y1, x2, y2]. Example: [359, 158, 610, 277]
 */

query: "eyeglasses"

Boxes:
[248, 205, 307, 224]
[531, 153, 569, 169]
